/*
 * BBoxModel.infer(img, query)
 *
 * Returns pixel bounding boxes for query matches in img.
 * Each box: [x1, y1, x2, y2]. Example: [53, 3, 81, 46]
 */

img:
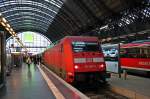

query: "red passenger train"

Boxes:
[42, 36, 109, 84]
[120, 40, 150, 75]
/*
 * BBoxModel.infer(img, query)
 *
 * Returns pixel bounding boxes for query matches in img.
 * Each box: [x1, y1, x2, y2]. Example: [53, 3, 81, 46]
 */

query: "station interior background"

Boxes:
[0, 0, 150, 99]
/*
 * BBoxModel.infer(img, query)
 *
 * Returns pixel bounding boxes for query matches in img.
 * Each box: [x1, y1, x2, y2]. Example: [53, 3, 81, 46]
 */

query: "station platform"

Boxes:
[108, 73, 150, 99]
[0, 63, 88, 99]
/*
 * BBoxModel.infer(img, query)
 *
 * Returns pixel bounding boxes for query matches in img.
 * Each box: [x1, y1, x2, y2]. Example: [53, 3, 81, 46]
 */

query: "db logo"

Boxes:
[85, 65, 96, 68]
[86, 58, 93, 62]
[139, 62, 150, 65]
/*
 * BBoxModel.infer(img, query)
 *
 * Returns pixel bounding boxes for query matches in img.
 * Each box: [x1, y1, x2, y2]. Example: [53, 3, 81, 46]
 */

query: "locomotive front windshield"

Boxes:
[72, 41, 100, 52]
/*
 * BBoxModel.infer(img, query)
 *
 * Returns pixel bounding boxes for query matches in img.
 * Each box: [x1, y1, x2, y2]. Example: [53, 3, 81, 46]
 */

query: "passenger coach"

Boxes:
[42, 36, 109, 84]
[120, 40, 150, 75]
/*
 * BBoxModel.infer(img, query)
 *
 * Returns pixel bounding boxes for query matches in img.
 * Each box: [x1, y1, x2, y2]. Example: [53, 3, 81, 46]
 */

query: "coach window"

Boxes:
[120, 48, 128, 58]
[142, 47, 150, 58]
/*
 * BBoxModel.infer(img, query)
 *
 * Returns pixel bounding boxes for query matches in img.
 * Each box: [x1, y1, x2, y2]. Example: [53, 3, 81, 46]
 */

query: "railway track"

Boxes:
[75, 83, 128, 99]
[85, 89, 128, 99]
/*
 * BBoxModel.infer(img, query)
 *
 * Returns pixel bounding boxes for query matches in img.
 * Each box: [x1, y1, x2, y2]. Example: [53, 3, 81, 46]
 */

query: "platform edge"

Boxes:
[40, 64, 90, 99]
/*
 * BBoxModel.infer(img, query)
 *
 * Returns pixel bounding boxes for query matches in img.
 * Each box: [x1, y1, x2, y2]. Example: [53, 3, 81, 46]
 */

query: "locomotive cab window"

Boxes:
[72, 41, 99, 52]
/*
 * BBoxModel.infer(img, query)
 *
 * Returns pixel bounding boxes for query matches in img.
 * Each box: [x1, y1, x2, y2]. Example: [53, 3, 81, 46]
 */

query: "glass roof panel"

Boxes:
[8, 17, 51, 26]
[6, 31, 52, 54]
[13, 26, 47, 32]
[0, 0, 64, 33]
[7, 15, 51, 23]
[10, 21, 49, 29]
[2, 8, 55, 18]
[5, 13, 52, 23]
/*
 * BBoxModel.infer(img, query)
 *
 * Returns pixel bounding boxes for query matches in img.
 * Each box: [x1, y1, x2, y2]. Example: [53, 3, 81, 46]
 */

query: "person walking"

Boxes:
[26, 57, 32, 68]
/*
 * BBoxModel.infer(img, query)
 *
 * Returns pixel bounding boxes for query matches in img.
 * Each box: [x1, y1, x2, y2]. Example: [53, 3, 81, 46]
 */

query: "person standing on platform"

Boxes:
[37, 56, 41, 65]
[26, 57, 32, 68]
[33, 56, 37, 65]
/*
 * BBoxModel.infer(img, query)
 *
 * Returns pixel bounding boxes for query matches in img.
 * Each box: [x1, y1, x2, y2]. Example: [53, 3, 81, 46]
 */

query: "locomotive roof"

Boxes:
[62, 36, 98, 41]
[132, 39, 150, 43]
[121, 41, 150, 48]
[46, 36, 99, 50]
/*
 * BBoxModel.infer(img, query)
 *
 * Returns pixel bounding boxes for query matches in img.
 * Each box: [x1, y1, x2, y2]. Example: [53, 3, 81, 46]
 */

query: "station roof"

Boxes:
[0, 0, 149, 43]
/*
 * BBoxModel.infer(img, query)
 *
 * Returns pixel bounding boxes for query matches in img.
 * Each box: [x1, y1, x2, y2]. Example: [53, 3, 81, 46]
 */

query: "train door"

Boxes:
[60, 44, 66, 79]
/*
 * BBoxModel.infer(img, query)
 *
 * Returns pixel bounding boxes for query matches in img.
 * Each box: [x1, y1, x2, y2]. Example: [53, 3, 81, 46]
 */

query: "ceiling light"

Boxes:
[102, 39, 106, 42]
[138, 32, 146, 34]
[129, 34, 135, 36]
[9, 31, 13, 35]
[6, 27, 9, 31]
[1, 22, 6, 26]
[100, 25, 108, 30]
[10, 28, 13, 31]
[2, 17, 7, 23]
[107, 38, 112, 41]
[12, 32, 16, 34]
[6, 23, 10, 28]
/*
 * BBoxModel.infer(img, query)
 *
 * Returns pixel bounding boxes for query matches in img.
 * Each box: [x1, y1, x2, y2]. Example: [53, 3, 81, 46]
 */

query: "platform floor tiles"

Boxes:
[0, 63, 56, 99]
[109, 73, 150, 98]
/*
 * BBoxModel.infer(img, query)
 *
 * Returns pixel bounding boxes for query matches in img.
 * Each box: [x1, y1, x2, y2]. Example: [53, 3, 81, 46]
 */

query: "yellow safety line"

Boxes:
[38, 65, 65, 99]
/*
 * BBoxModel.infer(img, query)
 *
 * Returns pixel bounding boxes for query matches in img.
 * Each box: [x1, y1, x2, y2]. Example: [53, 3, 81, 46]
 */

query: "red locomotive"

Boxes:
[120, 40, 150, 75]
[42, 36, 109, 84]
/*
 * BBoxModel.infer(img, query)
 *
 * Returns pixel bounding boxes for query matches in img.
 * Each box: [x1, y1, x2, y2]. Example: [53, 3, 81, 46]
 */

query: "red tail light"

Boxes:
[99, 64, 105, 70]
[100, 64, 104, 68]
[74, 65, 79, 69]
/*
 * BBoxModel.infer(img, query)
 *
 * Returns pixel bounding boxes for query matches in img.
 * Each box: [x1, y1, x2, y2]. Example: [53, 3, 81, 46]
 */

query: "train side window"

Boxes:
[120, 48, 128, 58]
